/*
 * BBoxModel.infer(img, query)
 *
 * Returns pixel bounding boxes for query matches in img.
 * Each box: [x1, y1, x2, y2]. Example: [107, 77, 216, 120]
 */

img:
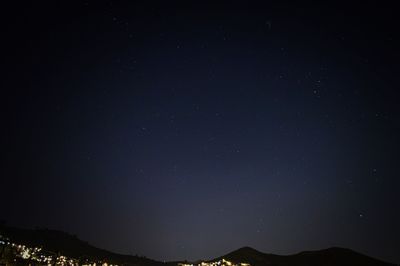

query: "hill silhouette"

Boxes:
[0, 224, 165, 266]
[0, 224, 394, 266]
[213, 246, 394, 266]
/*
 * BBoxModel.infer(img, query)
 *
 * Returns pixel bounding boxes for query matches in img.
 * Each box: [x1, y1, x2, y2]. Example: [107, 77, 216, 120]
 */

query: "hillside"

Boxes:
[214, 246, 394, 266]
[0, 224, 164, 266]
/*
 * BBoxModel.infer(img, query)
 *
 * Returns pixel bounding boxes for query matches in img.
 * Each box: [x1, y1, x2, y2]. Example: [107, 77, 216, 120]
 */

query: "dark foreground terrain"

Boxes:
[212, 246, 395, 266]
[0, 224, 394, 266]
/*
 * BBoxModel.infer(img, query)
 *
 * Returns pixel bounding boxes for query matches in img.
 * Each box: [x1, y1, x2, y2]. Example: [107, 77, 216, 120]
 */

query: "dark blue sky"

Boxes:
[2, 1, 399, 264]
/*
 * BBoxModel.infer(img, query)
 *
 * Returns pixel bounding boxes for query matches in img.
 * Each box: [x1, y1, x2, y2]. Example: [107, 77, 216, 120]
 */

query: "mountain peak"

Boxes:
[214, 246, 395, 266]
[233, 247, 259, 253]
[222, 246, 264, 258]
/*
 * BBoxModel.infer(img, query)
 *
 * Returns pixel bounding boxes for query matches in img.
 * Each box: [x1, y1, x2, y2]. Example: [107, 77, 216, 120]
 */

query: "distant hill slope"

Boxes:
[215, 246, 394, 266]
[0, 224, 165, 266]
[1, 224, 394, 266]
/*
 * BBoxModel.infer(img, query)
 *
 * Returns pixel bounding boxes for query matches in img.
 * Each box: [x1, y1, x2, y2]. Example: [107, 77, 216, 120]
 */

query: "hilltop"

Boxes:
[210, 246, 394, 266]
[0, 224, 164, 266]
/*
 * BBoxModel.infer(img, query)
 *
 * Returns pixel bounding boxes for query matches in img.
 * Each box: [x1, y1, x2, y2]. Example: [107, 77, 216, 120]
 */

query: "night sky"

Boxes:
[2, 1, 399, 264]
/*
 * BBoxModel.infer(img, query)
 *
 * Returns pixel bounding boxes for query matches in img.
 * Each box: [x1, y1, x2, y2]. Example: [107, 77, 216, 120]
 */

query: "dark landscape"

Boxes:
[0, 225, 395, 266]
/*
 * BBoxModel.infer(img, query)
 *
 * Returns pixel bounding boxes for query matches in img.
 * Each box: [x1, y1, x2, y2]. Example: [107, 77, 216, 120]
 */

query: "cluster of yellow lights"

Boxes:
[179, 259, 250, 266]
[82, 263, 115, 266]
[0, 236, 117, 266]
